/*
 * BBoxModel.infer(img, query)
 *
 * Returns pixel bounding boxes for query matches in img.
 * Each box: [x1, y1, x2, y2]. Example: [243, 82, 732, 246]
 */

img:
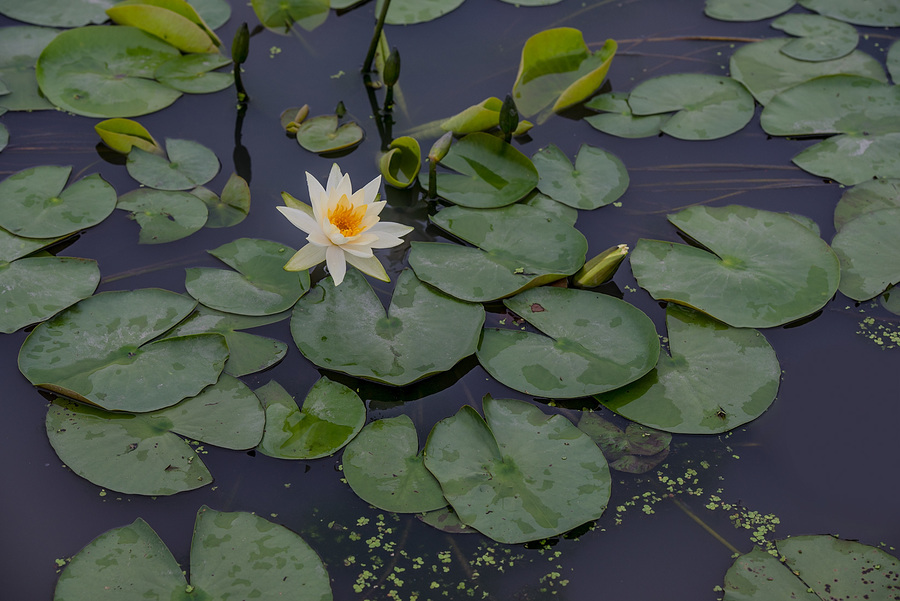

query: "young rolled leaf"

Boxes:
[379, 135, 421, 188]
[94, 118, 162, 154]
[106, 0, 221, 54]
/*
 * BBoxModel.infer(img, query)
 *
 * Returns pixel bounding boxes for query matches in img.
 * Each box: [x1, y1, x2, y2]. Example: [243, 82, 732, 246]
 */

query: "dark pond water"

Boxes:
[1, 0, 899, 599]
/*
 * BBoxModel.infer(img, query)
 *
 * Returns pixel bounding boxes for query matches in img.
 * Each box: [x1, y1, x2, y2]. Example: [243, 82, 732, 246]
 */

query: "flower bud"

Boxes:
[383, 47, 401, 87]
[428, 131, 453, 164]
[232, 23, 249, 65]
[573, 244, 629, 288]
[499, 94, 519, 138]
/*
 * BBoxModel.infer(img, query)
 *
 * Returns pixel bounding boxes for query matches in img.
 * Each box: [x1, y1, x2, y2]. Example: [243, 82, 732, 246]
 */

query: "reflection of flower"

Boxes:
[277, 164, 413, 285]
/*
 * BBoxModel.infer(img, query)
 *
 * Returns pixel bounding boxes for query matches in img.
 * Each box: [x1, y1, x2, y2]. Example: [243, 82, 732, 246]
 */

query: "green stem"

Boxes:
[362, 0, 392, 73]
[671, 498, 741, 555]
[428, 160, 437, 199]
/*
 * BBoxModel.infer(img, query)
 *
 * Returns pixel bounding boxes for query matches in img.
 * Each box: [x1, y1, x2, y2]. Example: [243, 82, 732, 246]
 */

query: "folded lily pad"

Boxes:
[251, 0, 329, 33]
[0, 0, 114, 27]
[704, 0, 795, 21]
[408, 204, 587, 302]
[584, 92, 666, 139]
[126, 138, 219, 190]
[833, 178, 900, 231]
[256, 378, 365, 460]
[0, 226, 63, 262]
[185, 237, 310, 316]
[46, 375, 264, 495]
[193, 172, 250, 228]
[53, 506, 332, 600]
[729, 38, 886, 105]
[792, 132, 900, 185]
[296, 114, 364, 154]
[0, 257, 99, 334]
[379, 136, 420, 188]
[94, 118, 161, 154]
[0, 165, 116, 238]
[106, 0, 221, 54]
[291, 269, 484, 387]
[426, 132, 538, 208]
[376, 0, 465, 25]
[342, 415, 447, 513]
[117, 188, 209, 244]
[154, 53, 233, 94]
[423, 396, 611, 544]
[797, 0, 900, 27]
[576, 412, 671, 474]
[627, 74, 755, 140]
[532, 143, 629, 209]
[440, 96, 533, 135]
[831, 208, 900, 301]
[19, 288, 228, 412]
[630, 205, 841, 328]
[596, 305, 780, 434]
[477, 286, 660, 399]
[771, 13, 858, 62]
[36, 25, 182, 117]
[0, 25, 59, 111]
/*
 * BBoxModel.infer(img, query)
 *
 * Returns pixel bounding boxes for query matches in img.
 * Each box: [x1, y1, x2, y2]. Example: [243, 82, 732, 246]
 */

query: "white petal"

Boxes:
[306, 172, 328, 222]
[284, 243, 327, 271]
[277, 205, 322, 235]
[367, 235, 404, 249]
[334, 171, 353, 200]
[325, 163, 343, 193]
[341, 243, 375, 258]
[346, 253, 390, 282]
[307, 231, 331, 247]
[368, 221, 414, 237]
[341, 231, 379, 246]
[364, 200, 387, 218]
[325, 245, 347, 285]
[360, 175, 382, 205]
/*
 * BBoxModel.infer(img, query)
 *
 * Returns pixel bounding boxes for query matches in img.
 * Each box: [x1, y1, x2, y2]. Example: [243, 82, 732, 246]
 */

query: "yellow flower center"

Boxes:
[327, 194, 367, 237]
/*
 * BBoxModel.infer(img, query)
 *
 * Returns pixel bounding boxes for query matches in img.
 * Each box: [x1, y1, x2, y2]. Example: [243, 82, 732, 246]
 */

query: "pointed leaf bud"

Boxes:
[573, 244, 629, 288]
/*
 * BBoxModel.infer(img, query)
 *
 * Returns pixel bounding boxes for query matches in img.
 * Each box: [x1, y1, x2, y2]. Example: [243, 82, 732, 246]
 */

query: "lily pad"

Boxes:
[342, 415, 447, 512]
[704, 0, 795, 21]
[18, 288, 228, 412]
[0, 165, 116, 238]
[834, 178, 900, 231]
[290, 269, 484, 387]
[771, 14, 858, 62]
[0, 25, 59, 111]
[426, 132, 538, 208]
[831, 208, 900, 301]
[0, 226, 63, 262]
[379, 136, 421, 188]
[408, 204, 588, 302]
[584, 92, 666, 139]
[761, 75, 900, 136]
[0, 0, 114, 27]
[532, 143, 629, 209]
[522, 192, 578, 225]
[375, 0, 465, 25]
[723, 536, 900, 600]
[476, 286, 660, 399]
[191, 0, 230, 29]
[185, 237, 310, 316]
[576, 412, 671, 474]
[251, 0, 329, 33]
[630, 205, 841, 328]
[166, 306, 289, 377]
[0, 121, 6, 152]
[117, 188, 209, 244]
[53, 506, 332, 600]
[106, 0, 221, 54]
[45, 375, 263, 495]
[797, 0, 900, 27]
[596, 305, 781, 434]
[127, 138, 219, 190]
[36, 26, 182, 118]
[154, 53, 233, 94]
[193, 173, 250, 228]
[423, 396, 611, 544]
[627, 74, 755, 140]
[417, 507, 473, 534]
[792, 132, 900, 185]
[729, 38, 886, 105]
[889, 39, 900, 83]
[882, 285, 900, 315]
[296, 115, 364, 154]
[256, 378, 365, 460]
[0, 257, 100, 334]
[94, 118, 162, 154]
[512, 28, 616, 120]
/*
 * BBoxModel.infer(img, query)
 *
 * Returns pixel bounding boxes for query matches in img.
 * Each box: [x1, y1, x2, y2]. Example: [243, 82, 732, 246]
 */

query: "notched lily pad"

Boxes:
[532, 143, 629, 209]
[251, 0, 330, 33]
[831, 208, 900, 301]
[296, 114, 364, 154]
[376, 0, 465, 25]
[117, 188, 208, 244]
[833, 178, 900, 231]
[584, 92, 666, 139]
[704, 0, 795, 22]
[154, 53, 233, 94]
[576, 412, 671, 473]
[771, 13, 858, 62]
[0, 25, 59, 111]
[193, 172, 250, 228]
[797, 0, 900, 27]
[0, 0, 115, 27]
[126, 137, 220, 190]
[792, 132, 900, 185]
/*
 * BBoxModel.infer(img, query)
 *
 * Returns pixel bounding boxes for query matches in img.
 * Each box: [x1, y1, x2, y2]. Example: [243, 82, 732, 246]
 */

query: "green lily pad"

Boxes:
[761, 75, 900, 136]
[94, 118, 162, 154]
[36, 26, 182, 118]
[440, 96, 534, 136]
[0, 165, 116, 238]
[0, 26, 59, 111]
[627, 74, 755, 140]
[889, 39, 900, 83]
[408, 204, 588, 302]
[106, 0, 220, 54]
[723, 536, 900, 600]
[0, 257, 99, 334]
[631, 205, 840, 328]
[771, 14, 858, 62]
[512, 27, 616, 120]
[476, 287, 660, 399]
[46, 375, 263, 495]
[192, 173, 250, 228]
[427, 132, 538, 208]
[191, 0, 230, 29]
[342, 415, 447, 512]
[729, 38, 887, 105]
[584, 92, 666, 138]
[296, 115, 365, 154]
[882, 285, 900, 315]
[375, 0, 465, 25]
[792, 132, 900, 185]
[0, 0, 114, 27]
[521, 192, 578, 225]
[797, 0, 900, 27]
[154, 53, 232, 94]
[0, 121, 6, 152]
[834, 178, 900, 231]
[166, 306, 289, 377]
[0, 226, 63, 262]
[831, 208, 900, 301]
[251, 0, 329, 33]
[117, 188, 209, 244]
[256, 378, 365, 460]
[596, 305, 781, 434]
[185, 237, 310, 316]
[127, 138, 219, 190]
[532, 143, 629, 209]
[290, 269, 484, 387]
[704, 0, 795, 21]
[576, 412, 671, 474]
[417, 506, 473, 534]
[53, 506, 333, 600]
[18, 288, 228, 412]
[379, 136, 421, 189]
[423, 396, 611, 544]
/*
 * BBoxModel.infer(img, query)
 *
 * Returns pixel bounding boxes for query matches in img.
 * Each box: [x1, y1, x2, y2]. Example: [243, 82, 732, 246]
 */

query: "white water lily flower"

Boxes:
[277, 164, 413, 285]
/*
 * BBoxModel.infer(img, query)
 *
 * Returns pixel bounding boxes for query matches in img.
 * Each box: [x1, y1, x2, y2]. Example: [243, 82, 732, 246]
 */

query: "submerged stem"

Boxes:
[671, 498, 741, 555]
